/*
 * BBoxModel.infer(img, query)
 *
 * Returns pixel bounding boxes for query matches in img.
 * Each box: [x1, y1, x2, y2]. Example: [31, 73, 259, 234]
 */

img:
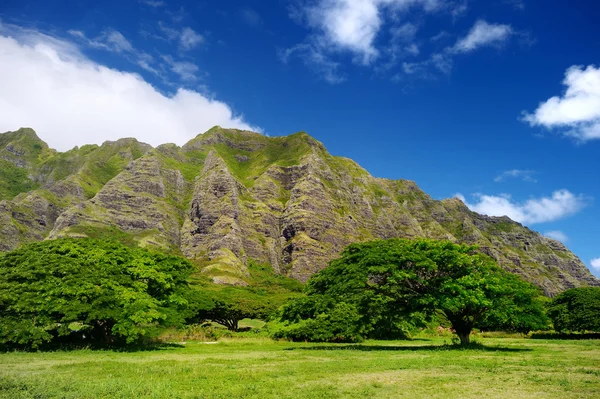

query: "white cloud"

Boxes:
[296, 0, 442, 66]
[0, 24, 258, 151]
[494, 169, 537, 183]
[400, 52, 452, 77]
[452, 20, 513, 53]
[240, 8, 263, 28]
[158, 21, 180, 41]
[405, 43, 419, 56]
[431, 53, 452, 74]
[390, 23, 420, 56]
[455, 190, 587, 225]
[157, 23, 203, 51]
[544, 231, 568, 243]
[390, 22, 418, 43]
[305, 0, 386, 65]
[591, 258, 600, 271]
[68, 29, 161, 76]
[504, 0, 525, 10]
[287, 2, 519, 82]
[450, 1, 468, 21]
[179, 27, 204, 50]
[139, 0, 165, 7]
[522, 65, 600, 142]
[387, 18, 516, 80]
[280, 43, 345, 84]
[398, 19, 513, 77]
[430, 31, 449, 42]
[69, 29, 134, 53]
[162, 55, 199, 81]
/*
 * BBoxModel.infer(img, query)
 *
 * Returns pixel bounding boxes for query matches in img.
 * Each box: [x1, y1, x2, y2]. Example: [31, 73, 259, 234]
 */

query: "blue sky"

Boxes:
[0, 0, 599, 276]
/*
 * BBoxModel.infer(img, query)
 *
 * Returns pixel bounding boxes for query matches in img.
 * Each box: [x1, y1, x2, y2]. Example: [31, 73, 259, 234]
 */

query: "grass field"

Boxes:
[1, 337, 599, 398]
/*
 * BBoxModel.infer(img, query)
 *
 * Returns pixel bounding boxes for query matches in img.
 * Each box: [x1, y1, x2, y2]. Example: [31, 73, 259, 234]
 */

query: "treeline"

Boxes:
[0, 238, 598, 349]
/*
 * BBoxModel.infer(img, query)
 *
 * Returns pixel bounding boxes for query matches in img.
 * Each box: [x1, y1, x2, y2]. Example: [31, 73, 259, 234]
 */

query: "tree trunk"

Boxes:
[93, 320, 114, 345]
[213, 318, 239, 331]
[224, 319, 239, 332]
[458, 332, 471, 345]
[446, 314, 473, 346]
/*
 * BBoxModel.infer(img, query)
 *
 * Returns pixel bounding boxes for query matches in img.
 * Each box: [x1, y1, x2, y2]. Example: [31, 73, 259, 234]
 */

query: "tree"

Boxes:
[0, 238, 193, 348]
[185, 260, 303, 332]
[186, 286, 275, 331]
[547, 287, 600, 332]
[276, 238, 548, 345]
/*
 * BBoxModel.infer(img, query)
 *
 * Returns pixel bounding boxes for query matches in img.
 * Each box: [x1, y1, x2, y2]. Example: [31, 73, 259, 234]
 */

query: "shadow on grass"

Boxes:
[286, 342, 531, 353]
[109, 342, 186, 352]
[0, 342, 185, 353]
[530, 332, 600, 340]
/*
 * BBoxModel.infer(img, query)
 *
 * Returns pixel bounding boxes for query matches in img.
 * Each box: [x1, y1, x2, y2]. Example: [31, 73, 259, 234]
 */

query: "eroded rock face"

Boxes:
[0, 127, 598, 295]
[182, 151, 243, 255]
[50, 156, 183, 250]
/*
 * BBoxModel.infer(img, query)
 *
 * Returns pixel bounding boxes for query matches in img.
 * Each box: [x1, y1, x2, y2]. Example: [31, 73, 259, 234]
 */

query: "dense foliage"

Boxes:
[547, 287, 600, 332]
[274, 238, 548, 344]
[0, 239, 193, 348]
[271, 298, 366, 342]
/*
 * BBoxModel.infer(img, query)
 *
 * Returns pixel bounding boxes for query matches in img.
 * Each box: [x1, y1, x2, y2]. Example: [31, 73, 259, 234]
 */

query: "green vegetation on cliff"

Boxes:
[0, 126, 598, 296]
[0, 160, 39, 200]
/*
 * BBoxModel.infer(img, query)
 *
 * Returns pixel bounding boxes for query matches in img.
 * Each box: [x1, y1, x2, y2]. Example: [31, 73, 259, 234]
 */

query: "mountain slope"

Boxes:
[0, 127, 597, 295]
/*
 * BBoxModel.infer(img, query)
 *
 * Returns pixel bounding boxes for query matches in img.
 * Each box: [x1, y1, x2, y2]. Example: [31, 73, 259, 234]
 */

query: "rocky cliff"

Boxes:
[1, 127, 597, 295]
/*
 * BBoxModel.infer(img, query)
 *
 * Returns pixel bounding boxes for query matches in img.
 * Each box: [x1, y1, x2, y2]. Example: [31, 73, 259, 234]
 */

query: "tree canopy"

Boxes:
[0, 238, 193, 348]
[186, 289, 271, 331]
[275, 238, 548, 344]
[547, 287, 600, 333]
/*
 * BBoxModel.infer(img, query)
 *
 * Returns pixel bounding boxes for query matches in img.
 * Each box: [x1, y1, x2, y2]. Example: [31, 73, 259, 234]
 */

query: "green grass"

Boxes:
[1, 337, 598, 398]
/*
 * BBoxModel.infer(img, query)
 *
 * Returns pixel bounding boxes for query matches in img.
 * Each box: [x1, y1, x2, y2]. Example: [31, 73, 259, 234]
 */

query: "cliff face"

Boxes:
[1, 127, 597, 295]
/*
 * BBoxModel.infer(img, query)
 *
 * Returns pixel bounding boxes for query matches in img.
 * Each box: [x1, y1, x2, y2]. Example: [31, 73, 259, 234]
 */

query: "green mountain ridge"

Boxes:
[1, 127, 598, 296]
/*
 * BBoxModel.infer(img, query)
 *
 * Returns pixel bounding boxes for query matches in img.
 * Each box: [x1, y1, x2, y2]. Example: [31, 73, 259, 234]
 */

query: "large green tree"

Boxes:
[0, 238, 192, 348]
[276, 238, 548, 345]
[547, 287, 600, 333]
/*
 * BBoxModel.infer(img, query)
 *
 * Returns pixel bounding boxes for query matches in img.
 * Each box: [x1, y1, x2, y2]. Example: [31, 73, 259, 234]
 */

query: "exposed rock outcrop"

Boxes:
[0, 126, 597, 295]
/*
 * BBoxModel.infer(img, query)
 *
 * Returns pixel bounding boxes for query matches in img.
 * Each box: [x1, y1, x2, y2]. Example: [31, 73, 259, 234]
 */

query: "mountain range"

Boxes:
[1, 127, 598, 296]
